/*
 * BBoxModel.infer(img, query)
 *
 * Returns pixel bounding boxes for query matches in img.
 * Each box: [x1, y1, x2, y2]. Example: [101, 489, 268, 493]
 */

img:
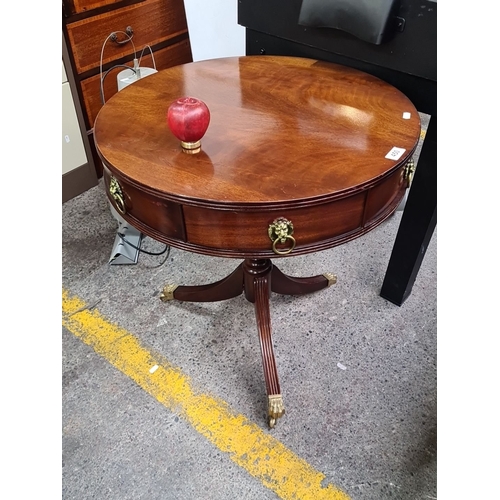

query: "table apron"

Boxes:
[103, 166, 406, 258]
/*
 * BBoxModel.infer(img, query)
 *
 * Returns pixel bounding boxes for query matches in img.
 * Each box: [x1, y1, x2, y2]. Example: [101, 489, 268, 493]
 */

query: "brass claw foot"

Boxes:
[160, 284, 179, 302]
[268, 394, 285, 429]
[323, 272, 337, 287]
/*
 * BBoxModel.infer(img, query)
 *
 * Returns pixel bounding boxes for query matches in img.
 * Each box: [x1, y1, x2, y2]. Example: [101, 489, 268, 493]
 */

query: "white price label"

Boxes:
[385, 147, 406, 161]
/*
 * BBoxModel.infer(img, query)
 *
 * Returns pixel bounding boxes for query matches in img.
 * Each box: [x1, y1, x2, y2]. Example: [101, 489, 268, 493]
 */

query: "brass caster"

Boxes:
[323, 272, 337, 287]
[268, 394, 285, 429]
[160, 284, 179, 302]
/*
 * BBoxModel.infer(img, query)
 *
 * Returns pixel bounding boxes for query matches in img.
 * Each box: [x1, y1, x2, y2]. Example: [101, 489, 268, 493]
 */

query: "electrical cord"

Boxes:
[138, 44, 156, 70]
[99, 30, 137, 105]
[100, 32, 163, 266]
[99, 32, 157, 105]
[112, 232, 171, 268]
[100, 31, 137, 89]
[100, 65, 136, 104]
[109, 236, 170, 269]
[117, 232, 170, 257]
[100, 65, 137, 104]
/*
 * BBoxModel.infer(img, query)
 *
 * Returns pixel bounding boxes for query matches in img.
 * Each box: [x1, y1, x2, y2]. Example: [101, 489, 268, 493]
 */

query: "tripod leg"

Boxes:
[271, 265, 337, 295]
[160, 263, 244, 302]
[244, 259, 284, 428]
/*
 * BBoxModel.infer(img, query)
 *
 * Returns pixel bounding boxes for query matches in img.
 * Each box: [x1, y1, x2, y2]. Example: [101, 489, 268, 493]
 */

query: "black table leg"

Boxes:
[380, 116, 437, 306]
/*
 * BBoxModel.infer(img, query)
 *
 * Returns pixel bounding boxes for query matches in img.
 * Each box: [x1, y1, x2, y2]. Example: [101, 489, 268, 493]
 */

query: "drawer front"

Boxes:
[64, 0, 128, 16]
[183, 194, 366, 255]
[363, 166, 406, 225]
[81, 40, 192, 128]
[66, 0, 189, 74]
[103, 169, 186, 241]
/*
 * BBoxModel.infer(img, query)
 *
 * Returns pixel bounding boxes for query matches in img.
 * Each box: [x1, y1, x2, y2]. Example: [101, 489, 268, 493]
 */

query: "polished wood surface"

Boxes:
[95, 55, 420, 258]
[96, 55, 419, 202]
[65, 0, 123, 15]
[63, 0, 123, 16]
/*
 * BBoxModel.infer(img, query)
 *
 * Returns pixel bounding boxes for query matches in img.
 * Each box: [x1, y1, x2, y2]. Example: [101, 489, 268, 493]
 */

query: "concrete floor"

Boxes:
[62, 177, 436, 500]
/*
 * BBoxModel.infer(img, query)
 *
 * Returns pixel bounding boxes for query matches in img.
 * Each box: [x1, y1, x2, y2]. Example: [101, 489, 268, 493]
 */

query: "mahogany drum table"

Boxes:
[94, 56, 421, 428]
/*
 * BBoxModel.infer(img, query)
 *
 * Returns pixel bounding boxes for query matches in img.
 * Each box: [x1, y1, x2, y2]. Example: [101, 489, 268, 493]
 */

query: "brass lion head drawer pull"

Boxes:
[403, 157, 415, 187]
[268, 217, 296, 255]
[109, 177, 126, 215]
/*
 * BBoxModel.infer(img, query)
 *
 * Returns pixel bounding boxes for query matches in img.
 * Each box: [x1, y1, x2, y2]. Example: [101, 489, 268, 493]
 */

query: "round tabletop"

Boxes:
[94, 56, 421, 258]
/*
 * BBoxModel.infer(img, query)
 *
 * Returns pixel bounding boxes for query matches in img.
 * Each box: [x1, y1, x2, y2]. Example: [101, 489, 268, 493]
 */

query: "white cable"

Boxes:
[138, 45, 157, 70]
[99, 31, 137, 105]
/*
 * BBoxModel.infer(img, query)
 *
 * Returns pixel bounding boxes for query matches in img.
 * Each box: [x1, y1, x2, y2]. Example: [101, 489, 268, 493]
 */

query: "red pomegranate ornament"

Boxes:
[167, 96, 210, 154]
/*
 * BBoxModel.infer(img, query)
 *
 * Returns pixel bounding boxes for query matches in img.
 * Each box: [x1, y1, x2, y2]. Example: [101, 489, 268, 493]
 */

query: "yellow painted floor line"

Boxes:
[62, 289, 350, 500]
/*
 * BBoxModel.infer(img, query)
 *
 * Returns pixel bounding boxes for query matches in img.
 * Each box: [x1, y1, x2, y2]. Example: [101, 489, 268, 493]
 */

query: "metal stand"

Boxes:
[108, 204, 143, 265]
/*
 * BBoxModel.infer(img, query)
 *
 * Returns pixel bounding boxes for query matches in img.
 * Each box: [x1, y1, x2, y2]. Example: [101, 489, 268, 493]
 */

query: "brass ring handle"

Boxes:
[272, 235, 296, 255]
[268, 217, 295, 255]
[110, 27, 134, 45]
[109, 177, 126, 215]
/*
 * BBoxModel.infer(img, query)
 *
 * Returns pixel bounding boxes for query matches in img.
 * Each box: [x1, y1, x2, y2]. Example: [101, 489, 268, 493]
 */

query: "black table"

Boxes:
[238, 0, 437, 306]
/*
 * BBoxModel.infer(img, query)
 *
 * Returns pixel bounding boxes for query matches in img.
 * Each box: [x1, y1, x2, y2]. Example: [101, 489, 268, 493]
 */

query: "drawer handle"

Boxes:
[110, 26, 134, 45]
[109, 177, 126, 215]
[268, 217, 296, 255]
[403, 157, 415, 187]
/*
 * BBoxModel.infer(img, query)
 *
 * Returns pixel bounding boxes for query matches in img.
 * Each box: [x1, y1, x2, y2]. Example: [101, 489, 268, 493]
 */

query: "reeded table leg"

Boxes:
[160, 258, 336, 428]
[243, 260, 284, 428]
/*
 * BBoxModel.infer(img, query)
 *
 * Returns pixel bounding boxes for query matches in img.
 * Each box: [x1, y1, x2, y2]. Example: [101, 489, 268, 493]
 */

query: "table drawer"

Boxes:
[103, 169, 186, 241]
[66, 0, 189, 74]
[82, 40, 192, 128]
[64, 0, 133, 16]
[181, 167, 407, 258]
[183, 194, 366, 256]
[364, 166, 406, 224]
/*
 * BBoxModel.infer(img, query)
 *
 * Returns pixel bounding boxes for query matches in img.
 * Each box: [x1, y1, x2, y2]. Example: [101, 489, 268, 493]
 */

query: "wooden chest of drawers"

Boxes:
[62, 0, 193, 178]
